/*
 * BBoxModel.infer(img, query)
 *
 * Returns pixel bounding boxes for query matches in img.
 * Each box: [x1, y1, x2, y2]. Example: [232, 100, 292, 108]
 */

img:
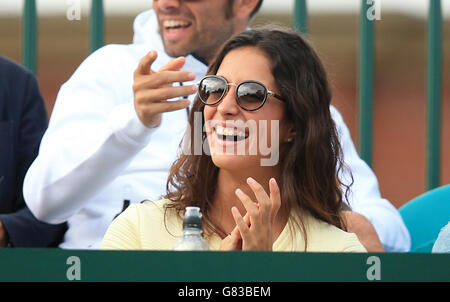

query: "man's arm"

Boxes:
[23, 46, 157, 224]
[23, 47, 197, 225]
[331, 105, 411, 252]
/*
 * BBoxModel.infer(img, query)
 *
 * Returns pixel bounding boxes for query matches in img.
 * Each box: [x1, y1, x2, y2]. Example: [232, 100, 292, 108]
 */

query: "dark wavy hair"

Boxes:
[164, 28, 352, 248]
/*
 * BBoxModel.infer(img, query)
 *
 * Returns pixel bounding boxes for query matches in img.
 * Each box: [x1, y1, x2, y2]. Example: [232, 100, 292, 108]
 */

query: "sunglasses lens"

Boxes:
[237, 82, 266, 110]
[199, 77, 226, 104]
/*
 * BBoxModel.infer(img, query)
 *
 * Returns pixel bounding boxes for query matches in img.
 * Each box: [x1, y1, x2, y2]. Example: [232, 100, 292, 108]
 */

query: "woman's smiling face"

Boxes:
[203, 46, 291, 170]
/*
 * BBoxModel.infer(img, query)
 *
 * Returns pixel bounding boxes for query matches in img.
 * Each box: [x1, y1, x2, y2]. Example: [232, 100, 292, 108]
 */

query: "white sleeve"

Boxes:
[23, 46, 154, 224]
[330, 105, 411, 252]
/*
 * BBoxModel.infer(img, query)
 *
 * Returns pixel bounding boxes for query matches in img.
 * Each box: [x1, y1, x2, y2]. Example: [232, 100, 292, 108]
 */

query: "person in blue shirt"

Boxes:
[0, 56, 67, 247]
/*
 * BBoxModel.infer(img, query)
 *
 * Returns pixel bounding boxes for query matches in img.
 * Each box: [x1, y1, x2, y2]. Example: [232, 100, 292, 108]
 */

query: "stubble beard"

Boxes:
[162, 23, 235, 65]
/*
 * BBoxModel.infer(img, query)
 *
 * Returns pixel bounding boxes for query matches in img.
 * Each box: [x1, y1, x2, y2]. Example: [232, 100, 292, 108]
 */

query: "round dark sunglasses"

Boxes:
[197, 75, 284, 111]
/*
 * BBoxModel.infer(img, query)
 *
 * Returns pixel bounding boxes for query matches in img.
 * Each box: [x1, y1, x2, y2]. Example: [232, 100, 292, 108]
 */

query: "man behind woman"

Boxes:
[101, 28, 367, 252]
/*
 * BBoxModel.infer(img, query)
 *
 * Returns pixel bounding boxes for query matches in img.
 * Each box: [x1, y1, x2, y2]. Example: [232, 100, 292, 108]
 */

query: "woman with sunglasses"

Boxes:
[101, 28, 366, 252]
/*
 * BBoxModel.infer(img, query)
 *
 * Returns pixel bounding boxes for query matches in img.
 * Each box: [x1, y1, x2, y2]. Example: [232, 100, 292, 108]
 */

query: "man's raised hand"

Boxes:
[133, 50, 198, 128]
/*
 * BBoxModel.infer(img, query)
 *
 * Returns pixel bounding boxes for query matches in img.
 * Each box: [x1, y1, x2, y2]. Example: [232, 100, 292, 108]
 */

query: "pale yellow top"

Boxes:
[101, 199, 367, 252]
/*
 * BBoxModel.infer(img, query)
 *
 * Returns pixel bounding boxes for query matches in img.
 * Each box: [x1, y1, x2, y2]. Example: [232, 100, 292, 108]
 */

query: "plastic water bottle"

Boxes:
[173, 207, 210, 251]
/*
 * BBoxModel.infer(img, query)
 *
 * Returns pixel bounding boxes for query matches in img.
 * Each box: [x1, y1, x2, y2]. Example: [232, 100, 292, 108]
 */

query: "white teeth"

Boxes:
[215, 125, 246, 138]
[163, 20, 190, 28]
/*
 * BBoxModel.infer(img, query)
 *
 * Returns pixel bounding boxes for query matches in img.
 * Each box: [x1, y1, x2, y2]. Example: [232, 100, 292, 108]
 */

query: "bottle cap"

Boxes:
[183, 207, 203, 229]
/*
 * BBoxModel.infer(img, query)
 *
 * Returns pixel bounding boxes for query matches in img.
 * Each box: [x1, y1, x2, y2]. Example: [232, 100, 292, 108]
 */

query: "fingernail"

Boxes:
[235, 188, 243, 196]
[270, 178, 277, 186]
[231, 206, 238, 215]
[188, 72, 195, 79]
[247, 177, 256, 185]
[191, 85, 198, 92]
